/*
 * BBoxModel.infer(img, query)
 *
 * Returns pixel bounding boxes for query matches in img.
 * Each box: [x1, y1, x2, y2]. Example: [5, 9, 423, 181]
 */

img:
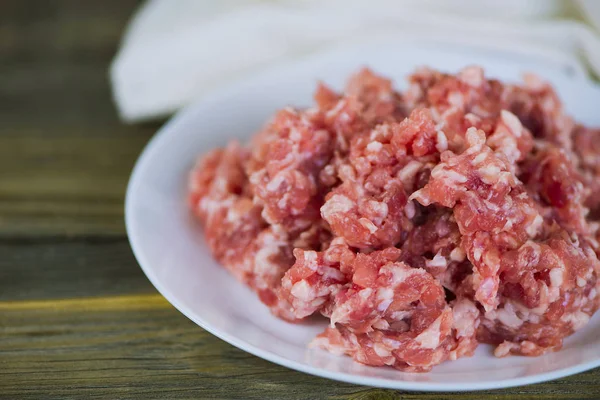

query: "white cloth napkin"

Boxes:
[110, 0, 600, 122]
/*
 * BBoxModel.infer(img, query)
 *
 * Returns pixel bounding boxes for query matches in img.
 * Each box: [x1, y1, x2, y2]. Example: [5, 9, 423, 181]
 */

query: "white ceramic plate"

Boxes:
[126, 40, 600, 391]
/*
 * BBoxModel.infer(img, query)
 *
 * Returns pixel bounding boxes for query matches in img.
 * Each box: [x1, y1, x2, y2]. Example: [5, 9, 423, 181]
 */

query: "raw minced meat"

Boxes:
[188, 66, 600, 372]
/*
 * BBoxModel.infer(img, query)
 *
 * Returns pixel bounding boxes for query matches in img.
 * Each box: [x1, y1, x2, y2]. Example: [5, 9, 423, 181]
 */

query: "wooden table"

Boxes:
[1, 1, 599, 398]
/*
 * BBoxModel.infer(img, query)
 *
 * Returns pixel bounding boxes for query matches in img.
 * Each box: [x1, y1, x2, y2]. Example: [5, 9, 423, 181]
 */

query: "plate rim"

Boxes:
[125, 41, 600, 392]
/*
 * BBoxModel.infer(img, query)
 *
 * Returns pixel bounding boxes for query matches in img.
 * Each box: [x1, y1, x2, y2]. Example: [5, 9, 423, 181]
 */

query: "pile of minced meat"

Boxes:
[188, 66, 600, 372]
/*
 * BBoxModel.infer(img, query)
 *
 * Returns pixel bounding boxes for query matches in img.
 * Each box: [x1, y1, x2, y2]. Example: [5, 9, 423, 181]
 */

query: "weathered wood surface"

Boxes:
[0, 1, 599, 399]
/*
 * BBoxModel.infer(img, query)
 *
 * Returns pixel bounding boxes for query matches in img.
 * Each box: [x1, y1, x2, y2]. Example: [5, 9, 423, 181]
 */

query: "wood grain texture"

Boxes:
[0, 134, 155, 237]
[1, 1, 599, 399]
[1, 288, 599, 400]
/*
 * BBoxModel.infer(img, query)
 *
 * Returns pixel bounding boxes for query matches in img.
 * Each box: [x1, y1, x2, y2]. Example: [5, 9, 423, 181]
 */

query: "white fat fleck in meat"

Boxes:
[359, 218, 378, 233]
[472, 152, 488, 166]
[499, 300, 533, 325]
[463, 113, 480, 127]
[483, 199, 500, 212]
[526, 214, 544, 237]
[577, 277, 587, 287]
[414, 313, 444, 349]
[494, 341, 518, 357]
[289, 126, 303, 141]
[409, 189, 430, 206]
[330, 302, 354, 326]
[326, 99, 348, 119]
[372, 319, 390, 330]
[500, 110, 523, 137]
[276, 194, 289, 210]
[562, 311, 591, 331]
[339, 112, 351, 123]
[212, 175, 231, 194]
[465, 128, 486, 148]
[377, 286, 394, 301]
[437, 109, 458, 133]
[368, 200, 389, 219]
[549, 268, 564, 287]
[368, 200, 389, 223]
[398, 160, 423, 183]
[389, 310, 412, 321]
[521, 341, 538, 353]
[478, 164, 502, 184]
[483, 251, 500, 271]
[321, 163, 335, 179]
[322, 266, 345, 281]
[502, 219, 514, 231]
[426, 253, 447, 269]
[459, 66, 484, 87]
[436, 130, 448, 152]
[382, 337, 403, 349]
[405, 201, 417, 219]
[338, 164, 356, 181]
[309, 336, 347, 356]
[253, 239, 284, 278]
[450, 247, 466, 262]
[373, 343, 392, 358]
[199, 198, 217, 216]
[376, 287, 394, 312]
[371, 124, 391, 141]
[431, 168, 468, 184]
[347, 332, 360, 347]
[321, 194, 354, 216]
[225, 207, 241, 224]
[531, 283, 553, 314]
[303, 250, 319, 271]
[452, 299, 479, 337]
[377, 299, 393, 314]
[359, 288, 374, 300]
[381, 264, 423, 286]
[494, 303, 523, 329]
[290, 280, 315, 301]
[278, 150, 296, 168]
[435, 219, 451, 237]
[447, 91, 465, 108]
[366, 141, 383, 152]
[478, 277, 495, 298]
[472, 246, 483, 262]
[493, 137, 520, 165]
[309, 297, 328, 310]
